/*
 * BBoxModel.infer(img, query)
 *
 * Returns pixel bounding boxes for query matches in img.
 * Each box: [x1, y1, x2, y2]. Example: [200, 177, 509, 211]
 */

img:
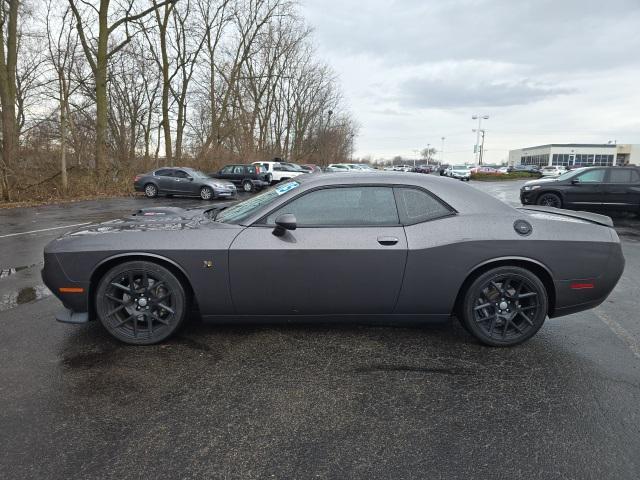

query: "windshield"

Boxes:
[215, 181, 300, 223]
[555, 168, 587, 181]
[189, 170, 210, 179]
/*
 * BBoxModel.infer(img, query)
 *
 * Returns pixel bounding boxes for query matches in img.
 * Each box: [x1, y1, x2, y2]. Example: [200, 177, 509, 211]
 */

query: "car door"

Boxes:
[563, 168, 606, 209]
[232, 165, 246, 185]
[602, 168, 640, 211]
[155, 168, 177, 193]
[229, 186, 408, 315]
[172, 169, 193, 194]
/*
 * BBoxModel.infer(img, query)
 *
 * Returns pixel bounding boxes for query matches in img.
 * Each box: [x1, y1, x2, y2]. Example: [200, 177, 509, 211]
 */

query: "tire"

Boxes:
[144, 183, 158, 198]
[200, 186, 213, 200]
[242, 180, 253, 192]
[95, 261, 187, 345]
[460, 266, 548, 347]
[266, 174, 273, 184]
[536, 192, 562, 208]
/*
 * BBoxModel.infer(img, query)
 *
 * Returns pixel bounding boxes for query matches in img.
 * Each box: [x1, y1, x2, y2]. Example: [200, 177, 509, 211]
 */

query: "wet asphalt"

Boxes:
[1, 181, 639, 479]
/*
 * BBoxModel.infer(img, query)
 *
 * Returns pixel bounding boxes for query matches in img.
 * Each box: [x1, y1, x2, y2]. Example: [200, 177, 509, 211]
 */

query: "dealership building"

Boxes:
[508, 143, 640, 168]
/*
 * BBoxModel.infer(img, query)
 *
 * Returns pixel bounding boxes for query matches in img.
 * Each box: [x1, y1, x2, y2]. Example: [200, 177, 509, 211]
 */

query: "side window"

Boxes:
[608, 169, 638, 184]
[274, 164, 284, 171]
[395, 188, 453, 224]
[220, 166, 233, 174]
[173, 170, 189, 179]
[265, 187, 399, 226]
[155, 168, 172, 177]
[576, 169, 605, 183]
[246, 165, 257, 174]
[233, 166, 245, 174]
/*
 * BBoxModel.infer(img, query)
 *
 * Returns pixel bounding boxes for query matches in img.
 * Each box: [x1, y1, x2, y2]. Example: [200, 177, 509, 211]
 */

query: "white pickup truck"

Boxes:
[252, 161, 305, 184]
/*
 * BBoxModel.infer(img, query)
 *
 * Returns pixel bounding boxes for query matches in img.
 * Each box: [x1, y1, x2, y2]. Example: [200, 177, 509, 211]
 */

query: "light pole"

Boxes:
[472, 114, 489, 165]
[440, 137, 445, 165]
[473, 129, 486, 166]
[427, 143, 431, 164]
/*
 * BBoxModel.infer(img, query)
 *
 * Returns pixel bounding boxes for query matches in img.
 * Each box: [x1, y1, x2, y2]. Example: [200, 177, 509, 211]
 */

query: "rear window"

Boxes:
[395, 187, 453, 224]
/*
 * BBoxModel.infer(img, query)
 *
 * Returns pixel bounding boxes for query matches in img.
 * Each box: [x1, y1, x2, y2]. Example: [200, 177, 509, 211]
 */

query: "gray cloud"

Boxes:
[397, 78, 575, 108]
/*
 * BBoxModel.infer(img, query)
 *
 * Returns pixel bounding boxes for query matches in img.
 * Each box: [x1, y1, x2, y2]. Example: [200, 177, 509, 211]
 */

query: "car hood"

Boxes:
[203, 178, 235, 187]
[57, 206, 233, 238]
[523, 177, 560, 187]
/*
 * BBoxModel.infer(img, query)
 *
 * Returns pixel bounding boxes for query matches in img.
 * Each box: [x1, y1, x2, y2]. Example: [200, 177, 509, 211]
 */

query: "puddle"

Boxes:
[0, 284, 51, 312]
[0, 263, 42, 280]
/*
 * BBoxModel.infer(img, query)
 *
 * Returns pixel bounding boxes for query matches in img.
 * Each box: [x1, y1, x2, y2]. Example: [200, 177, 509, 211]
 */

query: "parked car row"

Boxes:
[134, 161, 375, 199]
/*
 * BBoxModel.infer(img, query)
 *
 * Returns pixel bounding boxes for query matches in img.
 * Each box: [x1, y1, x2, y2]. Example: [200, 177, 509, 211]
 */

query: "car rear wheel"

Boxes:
[242, 180, 253, 192]
[266, 173, 273, 184]
[200, 186, 213, 200]
[537, 193, 562, 208]
[144, 183, 158, 198]
[95, 261, 187, 345]
[461, 266, 548, 347]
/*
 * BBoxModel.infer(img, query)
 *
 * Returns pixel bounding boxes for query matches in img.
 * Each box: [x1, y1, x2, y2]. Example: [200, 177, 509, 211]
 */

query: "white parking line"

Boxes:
[0, 222, 92, 239]
[594, 308, 640, 360]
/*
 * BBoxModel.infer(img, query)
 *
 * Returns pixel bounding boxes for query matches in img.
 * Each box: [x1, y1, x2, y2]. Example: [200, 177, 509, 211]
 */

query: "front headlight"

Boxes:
[523, 185, 541, 191]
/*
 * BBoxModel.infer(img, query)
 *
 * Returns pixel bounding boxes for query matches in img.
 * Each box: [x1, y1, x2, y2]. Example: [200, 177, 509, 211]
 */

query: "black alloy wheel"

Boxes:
[462, 266, 548, 347]
[536, 192, 562, 208]
[144, 183, 158, 198]
[200, 186, 213, 200]
[95, 261, 187, 345]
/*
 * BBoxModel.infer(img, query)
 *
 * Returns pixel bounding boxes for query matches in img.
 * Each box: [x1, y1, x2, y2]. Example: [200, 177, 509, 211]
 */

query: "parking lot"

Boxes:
[1, 179, 640, 479]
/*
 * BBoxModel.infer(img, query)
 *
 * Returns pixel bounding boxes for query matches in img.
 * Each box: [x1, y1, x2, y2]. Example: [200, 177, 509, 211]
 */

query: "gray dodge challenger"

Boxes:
[42, 172, 625, 347]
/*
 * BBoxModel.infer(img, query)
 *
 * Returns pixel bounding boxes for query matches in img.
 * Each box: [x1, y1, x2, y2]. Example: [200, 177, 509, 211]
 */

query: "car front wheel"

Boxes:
[144, 183, 158, 198]
[536, 192, 562, 208]
[95, 261, 187, 345]
[460, 266, 548, 347]
[200, 186, 213, 200]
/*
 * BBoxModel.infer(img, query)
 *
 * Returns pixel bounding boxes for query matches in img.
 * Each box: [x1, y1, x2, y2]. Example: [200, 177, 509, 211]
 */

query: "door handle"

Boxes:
[377, 236, 399, 246]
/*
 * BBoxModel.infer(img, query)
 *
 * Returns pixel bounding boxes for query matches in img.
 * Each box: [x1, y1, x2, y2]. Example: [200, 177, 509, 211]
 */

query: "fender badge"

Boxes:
[203, 260, 214, 268]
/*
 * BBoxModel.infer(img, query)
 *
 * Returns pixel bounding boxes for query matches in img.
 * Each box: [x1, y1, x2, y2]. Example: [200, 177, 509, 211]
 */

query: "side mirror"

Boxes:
[187, 176, 193, 181]
[273, 213, 297, 237]
[571, 178, 580, 184]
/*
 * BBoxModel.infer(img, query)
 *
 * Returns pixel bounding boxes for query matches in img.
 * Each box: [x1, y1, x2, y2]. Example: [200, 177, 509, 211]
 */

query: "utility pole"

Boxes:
[472, 114, 489, 164]
[440, 137, 445, 165]
[476, 129, 486, 166]
[427, 143, 431, 164]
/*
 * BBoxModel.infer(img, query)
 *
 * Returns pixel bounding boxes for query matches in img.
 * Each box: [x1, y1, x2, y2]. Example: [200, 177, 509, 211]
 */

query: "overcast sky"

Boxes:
[301, 0, 640, 164]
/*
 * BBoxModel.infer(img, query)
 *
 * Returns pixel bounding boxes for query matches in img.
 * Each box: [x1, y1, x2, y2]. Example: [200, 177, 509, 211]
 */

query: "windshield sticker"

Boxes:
[275, 181, 299, 195]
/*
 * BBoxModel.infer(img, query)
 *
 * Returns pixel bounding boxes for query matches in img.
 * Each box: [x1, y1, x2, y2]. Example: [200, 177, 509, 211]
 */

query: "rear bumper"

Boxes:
[551, 241, 625, 318]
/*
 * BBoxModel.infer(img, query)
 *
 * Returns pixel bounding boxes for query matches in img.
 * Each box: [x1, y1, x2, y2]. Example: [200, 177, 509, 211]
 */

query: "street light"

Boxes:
[473, 129, 486, 166]
[472, 114, 489, 165]
[440, 137, 445, 165]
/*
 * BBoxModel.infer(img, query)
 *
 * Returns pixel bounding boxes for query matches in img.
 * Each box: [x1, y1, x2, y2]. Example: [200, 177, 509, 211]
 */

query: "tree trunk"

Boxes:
[0, 0, 19, 201]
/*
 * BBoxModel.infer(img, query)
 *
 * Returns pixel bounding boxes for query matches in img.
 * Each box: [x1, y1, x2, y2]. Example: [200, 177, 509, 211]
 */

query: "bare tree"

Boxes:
[67, 0, 176, 171]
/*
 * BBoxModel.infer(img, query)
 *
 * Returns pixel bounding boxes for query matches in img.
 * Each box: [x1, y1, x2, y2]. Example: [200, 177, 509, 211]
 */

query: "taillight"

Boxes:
[134, 175, 141, 182]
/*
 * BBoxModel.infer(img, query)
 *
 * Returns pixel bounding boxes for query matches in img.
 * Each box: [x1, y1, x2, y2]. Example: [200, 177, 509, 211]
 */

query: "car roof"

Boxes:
[291, 172, 514, 214]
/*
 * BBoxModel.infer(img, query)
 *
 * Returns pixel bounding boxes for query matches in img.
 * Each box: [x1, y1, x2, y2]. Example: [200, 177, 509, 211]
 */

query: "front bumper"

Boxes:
[213, 186, 237, 197]
[451, 173, 470, 180]
[520, 190, 536, 205]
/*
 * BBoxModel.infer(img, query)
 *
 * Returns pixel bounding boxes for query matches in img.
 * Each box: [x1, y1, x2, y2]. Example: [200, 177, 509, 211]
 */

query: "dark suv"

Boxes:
[211, 164, 271, 192]
[520, 166, 640, 213]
